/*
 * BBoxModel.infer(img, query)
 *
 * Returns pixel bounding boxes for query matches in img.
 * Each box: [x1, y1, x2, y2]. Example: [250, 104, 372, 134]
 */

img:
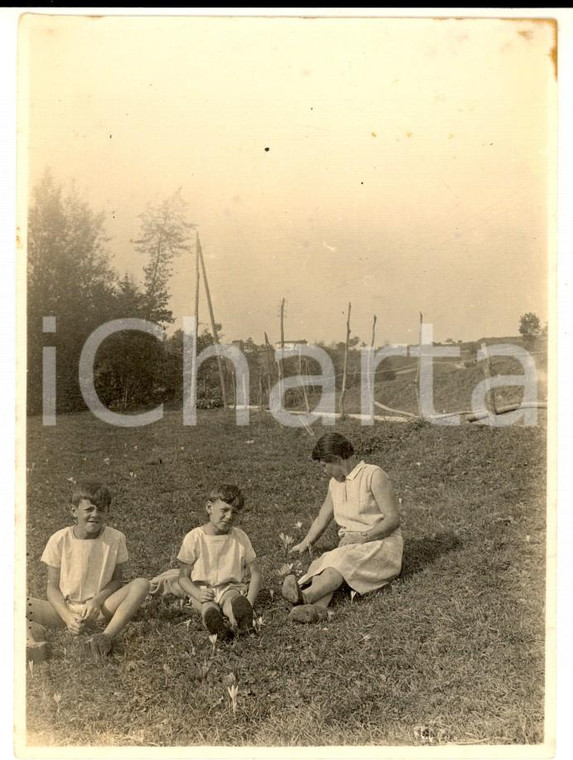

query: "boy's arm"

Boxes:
[246, 559, 262, 608]
[178, 561, 214, 603]
[45, 565, 82, 634]
[82, 564, 124, 622]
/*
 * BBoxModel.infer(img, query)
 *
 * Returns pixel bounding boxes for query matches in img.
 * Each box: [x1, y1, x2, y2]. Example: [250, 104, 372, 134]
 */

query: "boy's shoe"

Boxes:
[85, 633, 112, 659]
[203, 606, 233, 642]
[289, 604, 328, 624]
[26, 640, 51, 663]
[230, 595, 255, 634]
[281, 574, 304, 605]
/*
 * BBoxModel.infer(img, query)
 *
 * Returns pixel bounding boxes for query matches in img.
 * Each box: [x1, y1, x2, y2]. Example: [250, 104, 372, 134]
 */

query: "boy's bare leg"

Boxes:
[220, 590, 240, 628]
[26, 597, 63, 662]
[100, 578, 149, 640]
[26, 597, 66, 638]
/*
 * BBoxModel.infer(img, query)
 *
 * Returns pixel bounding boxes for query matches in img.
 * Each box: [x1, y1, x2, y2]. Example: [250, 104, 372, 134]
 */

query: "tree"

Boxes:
[134, 189, 195, 325]
[27, 170, 117, 413]
[519, 312, 542, 346]
[163, 324, 225, 406]
[93, 274, 167, 410]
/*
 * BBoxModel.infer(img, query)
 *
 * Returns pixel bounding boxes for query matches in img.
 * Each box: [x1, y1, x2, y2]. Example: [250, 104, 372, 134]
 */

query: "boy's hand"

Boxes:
[198, 588, 215, 603]
[64, 612, 84, 635]
[81, 598, 102, 624]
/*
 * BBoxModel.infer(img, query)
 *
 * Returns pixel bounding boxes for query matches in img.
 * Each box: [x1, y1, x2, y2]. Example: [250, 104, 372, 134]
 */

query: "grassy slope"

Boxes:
[339, 348, 548, 417]
[25, 411, 546, 746]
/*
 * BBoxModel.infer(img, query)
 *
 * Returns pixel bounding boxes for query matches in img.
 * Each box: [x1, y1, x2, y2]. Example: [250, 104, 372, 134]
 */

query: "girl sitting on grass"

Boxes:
[282, 432, 403, 623]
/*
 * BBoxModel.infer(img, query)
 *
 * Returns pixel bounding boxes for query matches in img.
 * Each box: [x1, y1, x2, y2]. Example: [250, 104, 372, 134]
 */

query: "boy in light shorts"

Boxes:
[151, 484, 261, 640]
[26, 480, 149, 661]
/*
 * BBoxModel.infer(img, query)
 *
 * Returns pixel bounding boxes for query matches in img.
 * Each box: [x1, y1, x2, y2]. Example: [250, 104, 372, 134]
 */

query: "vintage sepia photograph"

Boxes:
[8, 7, 569, 758]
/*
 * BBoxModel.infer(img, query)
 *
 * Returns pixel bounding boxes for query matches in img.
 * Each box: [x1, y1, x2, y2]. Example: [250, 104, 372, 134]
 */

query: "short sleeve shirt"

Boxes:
[329, 461, 389, 534]
[177, 526, 256, 587]
[41, 526, 128, 603]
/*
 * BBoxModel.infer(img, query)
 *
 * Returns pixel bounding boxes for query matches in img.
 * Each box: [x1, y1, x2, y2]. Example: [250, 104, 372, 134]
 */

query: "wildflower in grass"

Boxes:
[277, 562, 294, 578]
[350, 590, 357, 604]
[103, 457, 110, 465]
[253, 615, 265, 633]
[269, 589, 275, 601]
[53, 693, 62, 712]
[227, 683, 239, 714]
[293, 521, 303, 530]
[278, 532, 295, 559]
[208, 633, 218, 657]
[199, 659, 211, 680]
[28, 660, 34, 677]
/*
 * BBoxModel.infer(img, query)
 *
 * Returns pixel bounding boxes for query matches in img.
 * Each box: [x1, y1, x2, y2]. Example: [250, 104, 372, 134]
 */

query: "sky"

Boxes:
[18, 11, 556, 346]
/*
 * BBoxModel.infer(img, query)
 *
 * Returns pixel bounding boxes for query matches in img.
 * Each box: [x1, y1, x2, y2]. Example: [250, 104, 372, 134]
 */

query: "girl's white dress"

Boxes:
[298, 461, 403, 594]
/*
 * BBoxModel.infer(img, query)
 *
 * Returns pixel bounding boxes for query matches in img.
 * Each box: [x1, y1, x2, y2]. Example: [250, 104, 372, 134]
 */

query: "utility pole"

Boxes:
[197, 234, 228, 409]
[340, 302, 352, 418]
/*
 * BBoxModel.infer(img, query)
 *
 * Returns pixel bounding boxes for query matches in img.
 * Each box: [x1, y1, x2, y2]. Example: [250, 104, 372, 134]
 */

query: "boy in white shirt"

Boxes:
[151, 484, 261, 640]
[26, 480, 149, 661]
[178, 484, 262, 640]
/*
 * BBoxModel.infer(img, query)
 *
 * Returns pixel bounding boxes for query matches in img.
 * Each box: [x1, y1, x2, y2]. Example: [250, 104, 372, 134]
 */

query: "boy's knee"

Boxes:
[131, 578, 150, 596]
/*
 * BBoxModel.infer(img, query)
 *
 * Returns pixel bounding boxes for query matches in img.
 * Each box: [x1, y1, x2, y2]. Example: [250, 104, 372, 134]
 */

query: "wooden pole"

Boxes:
[340, 302, 351, 418]
[194, 234, 200, 335]
[280, 298, 286, 351]
[190, 233, 201, 410]
[415, 312, 423, 417]
[299, 345, 311, 413]
[481, 341, 497, 416]
[264, 331, 274, 407]
[197, 234, 228, 409]
[277, 299, 285, 405]
[258, 372, 264, 414]
[371, 314, 377, 348]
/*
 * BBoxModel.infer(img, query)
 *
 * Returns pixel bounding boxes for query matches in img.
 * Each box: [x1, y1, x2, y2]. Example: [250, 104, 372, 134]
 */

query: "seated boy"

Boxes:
[150, 484, 262, 640]
[26, 480, 149, 661]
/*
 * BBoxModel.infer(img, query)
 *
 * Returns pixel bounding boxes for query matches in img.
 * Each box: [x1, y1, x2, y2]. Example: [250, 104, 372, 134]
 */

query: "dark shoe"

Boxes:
[230, 595, 255, 634]
[26, 640, 51, 663]
[281, 574, 304, 605]
[289, 604, 328, 624]
[85, 633, 113, 659]
[203, 606, 233, 642]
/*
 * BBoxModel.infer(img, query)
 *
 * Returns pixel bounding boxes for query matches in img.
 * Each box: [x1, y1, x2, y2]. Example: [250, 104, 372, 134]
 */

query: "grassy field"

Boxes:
[23, 409, 547, 747]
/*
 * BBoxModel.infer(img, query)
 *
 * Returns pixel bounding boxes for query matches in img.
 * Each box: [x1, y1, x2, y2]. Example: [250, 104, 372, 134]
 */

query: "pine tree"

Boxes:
[27, 170, 117, 413]
[134, 188, 195, 324]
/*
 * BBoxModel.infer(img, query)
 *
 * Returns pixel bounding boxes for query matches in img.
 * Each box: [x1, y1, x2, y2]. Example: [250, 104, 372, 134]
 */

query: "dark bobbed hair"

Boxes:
[311, 432, 355, 463]
[208, 484, 245, 509]
[71, 480, 112, 509]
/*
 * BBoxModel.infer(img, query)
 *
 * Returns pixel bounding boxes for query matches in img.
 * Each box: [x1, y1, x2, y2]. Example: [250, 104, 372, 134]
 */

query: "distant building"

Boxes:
[275, 339, 308, 352]
[231, 339, 258, 353]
